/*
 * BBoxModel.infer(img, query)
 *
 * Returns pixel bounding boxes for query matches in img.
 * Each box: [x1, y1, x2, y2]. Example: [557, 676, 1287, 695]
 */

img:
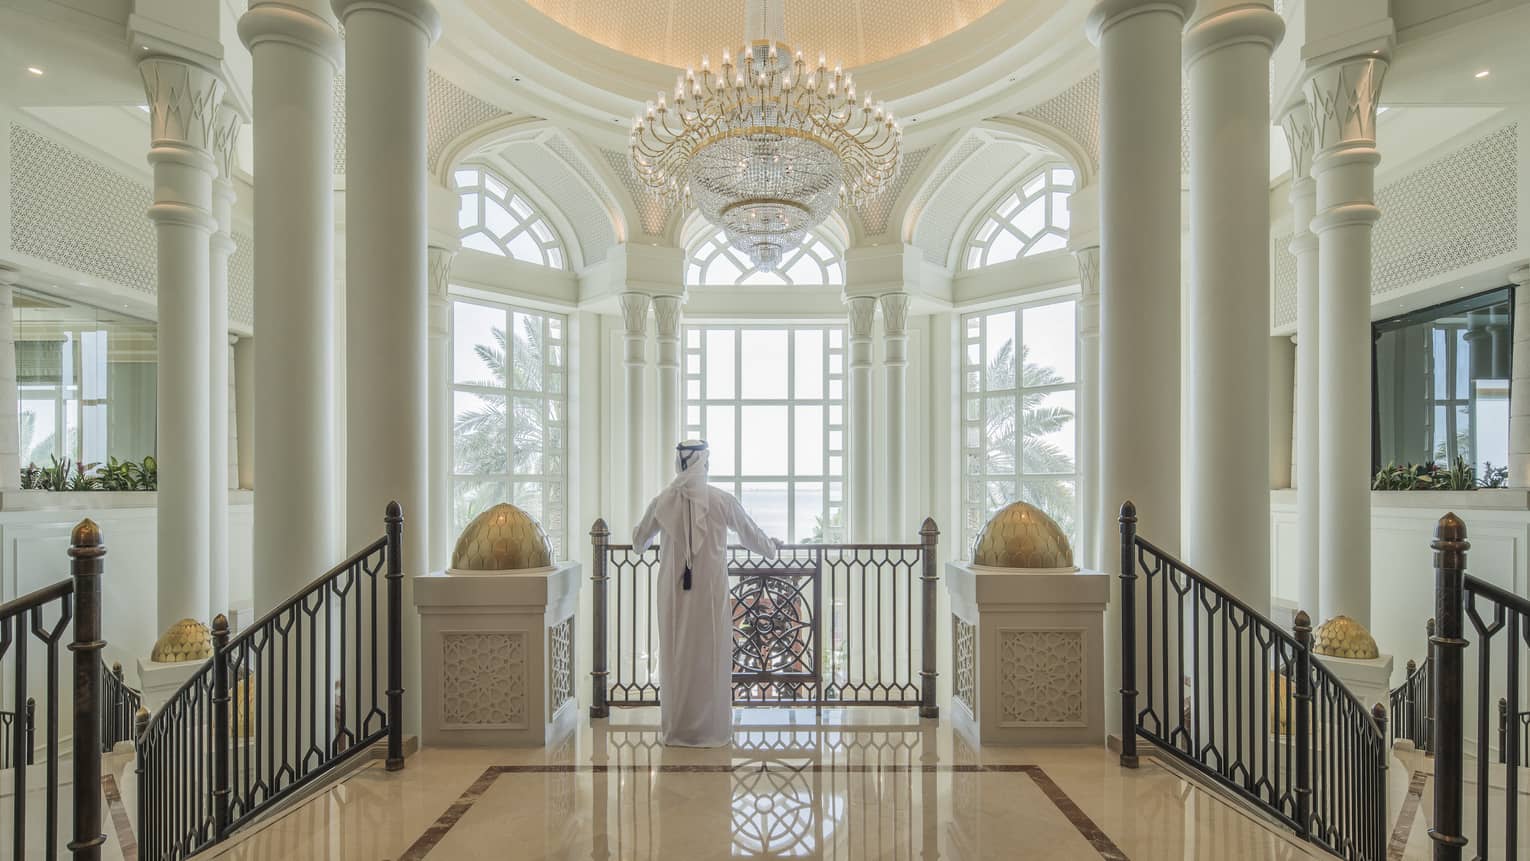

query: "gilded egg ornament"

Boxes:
[450, 502, 555, 572]
[1312, 615, 1380, 660]
[971, 501, 1075, 570]
[151, 618, 213, 663]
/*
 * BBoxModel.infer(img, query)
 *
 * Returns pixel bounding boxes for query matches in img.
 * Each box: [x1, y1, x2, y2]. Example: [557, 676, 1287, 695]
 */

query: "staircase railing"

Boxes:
[1387, 619, 1432, 754]
[135, 502, 405, 861]
[1117, 502, 1388, 861]
[100, 660, 141, 753]
[1, 699, 35, 768]
[0, 518, 106, 859]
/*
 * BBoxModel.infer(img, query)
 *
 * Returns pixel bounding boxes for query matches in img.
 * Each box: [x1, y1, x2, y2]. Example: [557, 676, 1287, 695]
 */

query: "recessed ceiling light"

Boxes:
[1475, 69, 1491, 79]
[25, 66, 43, 76]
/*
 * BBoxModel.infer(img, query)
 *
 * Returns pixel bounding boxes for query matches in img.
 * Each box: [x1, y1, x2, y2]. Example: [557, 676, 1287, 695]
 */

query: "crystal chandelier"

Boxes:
[628, 0, 901, 272]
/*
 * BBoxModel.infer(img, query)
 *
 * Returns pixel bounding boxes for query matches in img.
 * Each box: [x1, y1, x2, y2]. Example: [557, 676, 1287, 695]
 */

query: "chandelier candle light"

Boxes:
[629, 2, 901, 271]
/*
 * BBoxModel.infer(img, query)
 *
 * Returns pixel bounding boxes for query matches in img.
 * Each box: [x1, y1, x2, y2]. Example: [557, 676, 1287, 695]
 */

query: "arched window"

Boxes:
[685, 230, 844, 287]
[453, 166, 566, 269]
[963, 165, 1076, 270]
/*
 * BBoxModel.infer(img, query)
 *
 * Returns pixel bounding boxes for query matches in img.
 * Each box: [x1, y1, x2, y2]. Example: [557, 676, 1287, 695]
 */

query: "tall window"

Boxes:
[453, 166, 566, 269]
[686, 230, 844, 287]
[15, 290, 157, 469]
[963, 165, 1075, 270]
[684, 325, 846, 543]
[450, 298, 568, 556]
[961, 299, 1079, 556]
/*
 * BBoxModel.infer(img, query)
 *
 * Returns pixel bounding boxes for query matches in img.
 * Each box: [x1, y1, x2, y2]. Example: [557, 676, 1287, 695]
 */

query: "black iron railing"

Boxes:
[101, 660, 141, 753]
[589, 518, 940, 718]
[1387, 619, 1432, 755]
[1118, 502, 1387, 861]
[135, 502, 405, 861]
[0, 518, 106, 859]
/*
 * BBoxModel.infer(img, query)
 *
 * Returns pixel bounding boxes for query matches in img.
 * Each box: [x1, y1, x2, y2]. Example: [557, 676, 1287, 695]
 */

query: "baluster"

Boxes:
[212, 614, 231, 841]
[1426, 617, 1436, 751]
[385, 501, 404, 771]
[1373, 702, 1389, 858]
[134, 707, 149, 860]
[1429, 512, 1469, 860]
[591, 519, 610, 718]
[1293, 610, 1312, 840]
[919, 518, 939, 718]
[1502, 697, 1510, 766]
[1119, 501, 1139, 768]
[68, 517, 106, 860]
[1510, 611, 1522, 858]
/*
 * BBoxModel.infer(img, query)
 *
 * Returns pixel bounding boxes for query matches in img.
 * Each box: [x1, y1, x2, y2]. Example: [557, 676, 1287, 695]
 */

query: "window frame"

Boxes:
[452, 165, 568, 270]
[685, 229, 845, 288]
[962, 164, 1076, 271]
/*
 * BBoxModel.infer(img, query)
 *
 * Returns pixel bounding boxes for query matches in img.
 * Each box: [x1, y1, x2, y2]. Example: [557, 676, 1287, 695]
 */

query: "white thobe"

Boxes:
[634, 488, 776, 747]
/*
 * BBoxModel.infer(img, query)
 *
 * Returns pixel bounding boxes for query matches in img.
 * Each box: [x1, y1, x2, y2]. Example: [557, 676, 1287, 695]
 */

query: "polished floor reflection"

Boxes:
[101, 708, 1365, 860]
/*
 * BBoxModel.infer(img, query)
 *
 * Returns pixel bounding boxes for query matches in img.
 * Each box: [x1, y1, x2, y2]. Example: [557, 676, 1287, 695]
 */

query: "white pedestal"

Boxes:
[946, 561, 1110, 746]
[136, 658, 205, 714]
[414, 562, 581, 747]
[1316, 652, 1394, 711]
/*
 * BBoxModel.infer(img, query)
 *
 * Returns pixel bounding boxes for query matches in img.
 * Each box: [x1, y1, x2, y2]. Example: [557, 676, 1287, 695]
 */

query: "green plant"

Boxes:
[1372, 456, 1497, 491]
[18, 454, 157, 492]
[18, 463, 38, 490]
[1480, 462, 1510, 489]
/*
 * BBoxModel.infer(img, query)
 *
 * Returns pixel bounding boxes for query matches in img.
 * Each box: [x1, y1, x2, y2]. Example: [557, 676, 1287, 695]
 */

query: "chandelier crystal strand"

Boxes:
[630, 39, 901, 271]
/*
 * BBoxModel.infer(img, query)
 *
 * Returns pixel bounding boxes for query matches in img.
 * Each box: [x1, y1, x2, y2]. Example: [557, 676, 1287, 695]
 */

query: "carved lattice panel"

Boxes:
[549, 616, 574, 716]
[953, 614, 976, 717]
[998, 629, 1085, 726]
[442, 631, 526, 727]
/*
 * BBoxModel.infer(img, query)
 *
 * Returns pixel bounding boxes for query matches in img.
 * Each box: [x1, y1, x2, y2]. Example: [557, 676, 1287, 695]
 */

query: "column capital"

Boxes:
[652, 294, 684, 341]
[846, 296, 877, 341]
[212, 102, 243, 183]
[427, 246, 455, 302]
[1183, 4, 1283, 69]
[1087, 0, 1196, 45]
[878, 293, 911, 338]
[1280, 99, 1316, 183]
[140, 57, 226, 154]
[1305, 57, 1388, 156]
[239, 2, 343, 68]
[619, 292, 652, 337]
[332, 0, 442, 41]
[1074, 245, 1101, 298]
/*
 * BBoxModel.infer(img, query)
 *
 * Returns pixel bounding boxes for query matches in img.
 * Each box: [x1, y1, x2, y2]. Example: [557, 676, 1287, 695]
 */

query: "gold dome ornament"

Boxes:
[971, 501, 1076, 570]
[450, 502, 555, 573]
[1312, 615, 1380, 660]
[151, 618, 213, 663]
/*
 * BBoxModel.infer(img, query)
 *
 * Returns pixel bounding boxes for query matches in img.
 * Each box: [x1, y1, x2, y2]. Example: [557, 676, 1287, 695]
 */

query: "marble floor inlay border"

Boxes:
[102, 772, 137, 861]
[1388, 770, 1429, 861]
[398, 762, 1128, 860]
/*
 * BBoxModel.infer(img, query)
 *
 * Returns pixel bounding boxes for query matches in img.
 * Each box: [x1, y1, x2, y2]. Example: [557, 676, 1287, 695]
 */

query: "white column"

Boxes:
[1282, 102, 1321, 618]
[1183, 2, 1282, 614]
[234, 336, 255, 489]
[239, 2, 342, 609]
[427, 246, 455, 570]
[0, 266, 18, 491]
[1073, 246, 1101, 569]
[140, 57, 224, 630]
[1510, 266, 1530, 485]
[1088, 0, 1191, 550]
[1307, 56, 1387, 628]
[620, 292, 651, 529]
[209, 103, 240, 622]
[653, 294, 683, 458]
[228, 335, 239, 489]
[846, 296, 876, 542]
[1269, 336, 1295, 488]
[880, 292, 910, 539]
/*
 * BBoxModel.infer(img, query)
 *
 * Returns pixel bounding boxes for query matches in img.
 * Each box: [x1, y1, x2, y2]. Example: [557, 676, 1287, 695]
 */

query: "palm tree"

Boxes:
[982, 339, 1076, 538]
[453, 316, 547, 527]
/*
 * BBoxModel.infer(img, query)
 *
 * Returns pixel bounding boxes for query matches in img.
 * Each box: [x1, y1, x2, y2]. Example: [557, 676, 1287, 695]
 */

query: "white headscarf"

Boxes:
[654, 443, 712, 568]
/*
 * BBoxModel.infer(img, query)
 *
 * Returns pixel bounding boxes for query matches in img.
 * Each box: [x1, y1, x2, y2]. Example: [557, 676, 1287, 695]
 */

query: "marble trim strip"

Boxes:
[1387, 770, 1429, 861]
[102, 772, 137, 861]
[399, 763, 1129, 860]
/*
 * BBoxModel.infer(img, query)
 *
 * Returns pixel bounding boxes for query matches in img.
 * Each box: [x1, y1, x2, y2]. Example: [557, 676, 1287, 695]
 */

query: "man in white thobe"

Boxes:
[634, 440, 780, 747]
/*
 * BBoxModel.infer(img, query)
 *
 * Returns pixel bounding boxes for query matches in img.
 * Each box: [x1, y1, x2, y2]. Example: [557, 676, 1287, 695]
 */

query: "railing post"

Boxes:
[1429, 512, 1469, 860]
[1501, 698, 1509, 765]
[110, 662, 126, 751]
[133, 706, 148, 861]
[1118, 501, 1139, 768]
[211, 613, 231, 840]
[25, 697, 35, 766]
[1426, 616, 1436, 751]
[1293, 610, 1313, 840]
[66, 518, 105, 860]
[384, 501, 405, 771]
[590, 519, 610, 719]
[1373, 701, 1390, 861]
[919, 518, 940, 719]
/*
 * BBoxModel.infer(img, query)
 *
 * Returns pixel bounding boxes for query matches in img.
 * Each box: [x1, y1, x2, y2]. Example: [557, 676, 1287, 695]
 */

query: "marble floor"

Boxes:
[54, 708, 1454, 860]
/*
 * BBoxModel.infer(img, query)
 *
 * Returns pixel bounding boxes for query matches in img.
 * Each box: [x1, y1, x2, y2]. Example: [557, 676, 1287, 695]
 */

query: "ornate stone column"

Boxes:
[1183, 2, 1282, 614]
[0, 265, 19, 491]
[653, 294, 684, 462]
[880, 292, 911, 540]
[140, 57, 224, 630]
[427, 246, 455, 570]
[1307, 56, 1387, 627]
[620, 292, 651, 529]
[208, 103, 241, 621]
[846, 296, 877, 542]
[1282, 101, 1321, 619]
[239, 1, 342, 610]
[1073, 246, 1101, 569]
[1510, 266, 1530, 485]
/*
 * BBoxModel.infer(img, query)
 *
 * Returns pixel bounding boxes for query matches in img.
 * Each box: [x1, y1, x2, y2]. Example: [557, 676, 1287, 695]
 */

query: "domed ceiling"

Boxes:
[519, 0, 1009, 69]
